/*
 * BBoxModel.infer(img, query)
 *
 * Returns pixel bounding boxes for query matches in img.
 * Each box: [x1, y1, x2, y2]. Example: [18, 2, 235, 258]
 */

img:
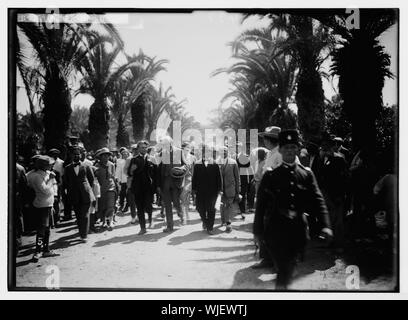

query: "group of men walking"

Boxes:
[15, 125, 395, 290]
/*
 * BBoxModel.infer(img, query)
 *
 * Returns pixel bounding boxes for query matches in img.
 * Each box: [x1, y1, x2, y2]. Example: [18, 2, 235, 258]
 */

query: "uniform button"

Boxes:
[290, 181, 294, 185]
[291, 171, 294, 174]
[290, 204, 295, 209]
[290, 193, 294, 197]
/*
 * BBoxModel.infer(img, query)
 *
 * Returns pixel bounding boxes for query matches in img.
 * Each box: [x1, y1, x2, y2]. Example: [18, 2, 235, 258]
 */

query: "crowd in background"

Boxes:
[14, 128, 397, 266]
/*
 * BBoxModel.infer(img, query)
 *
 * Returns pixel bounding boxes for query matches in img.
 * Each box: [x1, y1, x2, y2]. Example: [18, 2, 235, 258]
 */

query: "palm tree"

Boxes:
[213, 27, 298, 131]
[76, 31, 146, 150]
[329, 9, 396, 154]
[144, 84, 174, 141]
[259, 13, 335, 143]
[16, 22, 85, 151]
[126, 51, 168, 143]
[16, 34, 43, 134]
[111, 78, 131, 148]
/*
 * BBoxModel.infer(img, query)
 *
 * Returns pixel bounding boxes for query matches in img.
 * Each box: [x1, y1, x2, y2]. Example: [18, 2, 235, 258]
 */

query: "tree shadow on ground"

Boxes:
[18, 232, 85, 259]
[166, 230, 209, 245]
[231, 265, 276, 290]
[55, 225, 78, 233]
[191, 252, 256, 265]
[231, 240, 337, 291]
[92, 230, 169, 247]
[55, 220, 77, 228]
[189, 244, 256, 253]
[342, 238, 396, 286]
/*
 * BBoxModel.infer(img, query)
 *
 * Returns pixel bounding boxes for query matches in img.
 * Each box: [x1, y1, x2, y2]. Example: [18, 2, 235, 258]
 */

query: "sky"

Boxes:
[16, 11, 398, 126]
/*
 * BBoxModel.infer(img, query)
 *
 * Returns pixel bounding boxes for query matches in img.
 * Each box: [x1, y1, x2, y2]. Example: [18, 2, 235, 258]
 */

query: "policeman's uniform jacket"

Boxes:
[253, 162, 331, 253]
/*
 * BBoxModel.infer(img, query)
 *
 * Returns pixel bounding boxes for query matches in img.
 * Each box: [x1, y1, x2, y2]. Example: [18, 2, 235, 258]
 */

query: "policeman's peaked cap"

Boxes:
[278, 130, 301, 146]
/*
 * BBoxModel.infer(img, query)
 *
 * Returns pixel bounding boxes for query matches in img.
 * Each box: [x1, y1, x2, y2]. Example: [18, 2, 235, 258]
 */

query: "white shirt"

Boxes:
[73, 162, 80, 175]
[115, 158, 128, 183]
[53, 157, 64, 177]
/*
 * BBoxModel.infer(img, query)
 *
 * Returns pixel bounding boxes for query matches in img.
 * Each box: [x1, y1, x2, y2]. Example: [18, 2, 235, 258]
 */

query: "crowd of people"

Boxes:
[14, 127, 396, 288]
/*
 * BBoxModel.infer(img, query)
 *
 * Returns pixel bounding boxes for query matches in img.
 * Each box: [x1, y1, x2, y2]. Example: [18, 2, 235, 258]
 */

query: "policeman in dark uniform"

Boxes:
[253, 129, 333, 290]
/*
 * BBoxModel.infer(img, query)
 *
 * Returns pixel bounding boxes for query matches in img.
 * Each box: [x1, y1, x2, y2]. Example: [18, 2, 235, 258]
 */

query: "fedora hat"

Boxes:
[258, 126, 281, 139]
[36, 155, 55, 169]
[171, 166, 187, 179]
[95, 147, 112, 158]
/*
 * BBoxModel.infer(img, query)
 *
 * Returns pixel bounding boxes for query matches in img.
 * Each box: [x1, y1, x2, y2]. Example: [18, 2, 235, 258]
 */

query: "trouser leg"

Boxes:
[206, 195, 217, 231]
[105, 191, 115, 225]
[135, 196, 146, 230]
[222, 196, 234, 224]
[63, 194, 72, 220]
[259, 242, 274, 263]
[248, 176, 255, 209]
[53, 196, 60, 224]
[127, 189, 136, 218]
[145, 191, 153, 224]
[325, 194, 345, 249]
[171, 187, 183, 219]
[119, 183, 127, 208]
[275, 257, 296, 290]
[239, 178, 248, 213]
[35, 207, 51, 253]
[197, 200, 207, 226]
[162, 188, 173, 229]
[75, 203, 91, 238]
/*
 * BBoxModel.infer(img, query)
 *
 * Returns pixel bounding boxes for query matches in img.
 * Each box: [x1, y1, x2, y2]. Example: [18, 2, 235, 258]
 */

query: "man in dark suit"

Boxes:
[192, 145, 222, 235]
[63, 146, 96, 242]
[128, 141, 157, 234]
[319, 134, 350, 252]
[254, 130, 332, 290]
[157, 136, 187, 232]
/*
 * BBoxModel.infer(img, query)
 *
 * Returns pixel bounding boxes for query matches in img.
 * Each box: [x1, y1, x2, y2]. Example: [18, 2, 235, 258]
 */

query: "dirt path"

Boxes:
[15, 207, 396, 291]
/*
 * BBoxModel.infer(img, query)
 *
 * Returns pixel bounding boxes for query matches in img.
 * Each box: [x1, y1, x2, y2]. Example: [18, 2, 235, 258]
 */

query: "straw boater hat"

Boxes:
[258, 126, 281, 139]
[95, 147, 112, 158]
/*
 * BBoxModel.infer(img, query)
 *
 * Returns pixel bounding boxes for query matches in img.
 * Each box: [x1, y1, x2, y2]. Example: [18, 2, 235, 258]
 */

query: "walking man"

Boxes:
[157, 136, 186, 232]
[124, 144, 138, 223]
[192, 145, 222, 235]
[128, 141, 157, 234]
[180, 142, 195, 223]
[94, 148, 117, 231]
[254, 130, 333, 289]
[236, 142, 253, 219]
[116, 147, 130, 213]
[251, 126, 282, 269]
[63, 146, 96, 242]
[259, 126, 282, 174]
[318, 134, 349, 253]
[27, 155, 57, 261]
[219, 146, 240, 233]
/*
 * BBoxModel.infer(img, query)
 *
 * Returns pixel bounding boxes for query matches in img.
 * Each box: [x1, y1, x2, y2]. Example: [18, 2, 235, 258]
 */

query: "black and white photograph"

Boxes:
[7, 3, 400, 293]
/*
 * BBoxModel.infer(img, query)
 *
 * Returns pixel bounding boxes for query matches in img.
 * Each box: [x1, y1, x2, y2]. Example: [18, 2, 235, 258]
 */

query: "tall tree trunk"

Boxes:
[334, 33, 387, 156]
[295, 66, 326, 143]
[88, 99, 110, 151]
[295, 17, 326, 144]
[131, 93, 147, 142]
[116, 113, 130, 148]
[42, 68, 72, 153]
